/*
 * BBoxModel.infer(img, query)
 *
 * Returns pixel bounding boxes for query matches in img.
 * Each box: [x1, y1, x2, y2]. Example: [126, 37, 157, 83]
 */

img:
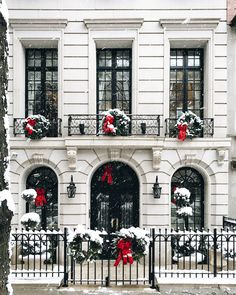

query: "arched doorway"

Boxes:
[91, 161, 139, 233]
[171, 167, 204, 230]
[26, 167, 58, 229]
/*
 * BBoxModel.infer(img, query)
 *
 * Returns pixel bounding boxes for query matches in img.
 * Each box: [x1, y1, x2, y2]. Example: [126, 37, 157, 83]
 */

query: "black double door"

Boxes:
[91, 162, 139, 233]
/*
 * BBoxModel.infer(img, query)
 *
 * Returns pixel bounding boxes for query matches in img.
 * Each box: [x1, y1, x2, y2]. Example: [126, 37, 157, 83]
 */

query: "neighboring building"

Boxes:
[7, 0, 230, 231]
[228, 0, 236, 220]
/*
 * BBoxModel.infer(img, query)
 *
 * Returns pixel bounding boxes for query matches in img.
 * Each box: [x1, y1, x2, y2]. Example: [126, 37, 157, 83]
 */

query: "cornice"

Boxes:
[9, 18, 68, 29]
[84, 18, 144, 29]
[159, 18, 220, 30]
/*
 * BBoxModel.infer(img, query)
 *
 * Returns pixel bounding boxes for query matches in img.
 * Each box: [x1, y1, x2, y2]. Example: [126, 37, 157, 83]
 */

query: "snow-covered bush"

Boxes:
[20, 212, 40, 229]
[69, 224, 104, 263]
[173, 187, 192, 217]
[21, 189, 37, 203]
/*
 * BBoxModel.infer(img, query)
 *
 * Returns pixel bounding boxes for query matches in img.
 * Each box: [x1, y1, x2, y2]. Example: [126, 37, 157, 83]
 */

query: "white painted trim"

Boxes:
[163, 29, 215, 120]
[87, 28, 141, 114]
[169, 163, 214, 230]
[15, 162, 62, 229]
[160, 18, 220, 30]
[85, 157, 146, 230]
[10, 18, 68, 29]
[12, 29, 64, 120]
[84, 18, 144, 29]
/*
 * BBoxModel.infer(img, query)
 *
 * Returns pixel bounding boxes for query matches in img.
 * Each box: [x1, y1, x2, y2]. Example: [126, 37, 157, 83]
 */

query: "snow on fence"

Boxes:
[10, 228, 236, 287]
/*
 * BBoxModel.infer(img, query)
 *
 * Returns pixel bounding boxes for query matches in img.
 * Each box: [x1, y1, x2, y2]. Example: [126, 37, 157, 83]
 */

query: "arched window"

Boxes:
[91, 161, 139, 233]
[26, 167, 58, 229]
[171, 167, 204, 230]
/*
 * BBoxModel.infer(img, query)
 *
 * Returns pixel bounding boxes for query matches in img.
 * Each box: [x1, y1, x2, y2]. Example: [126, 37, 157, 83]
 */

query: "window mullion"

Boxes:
[41, 49, 46, 115]
[111, 50, 116, 109]
[183, 50, 188, 112]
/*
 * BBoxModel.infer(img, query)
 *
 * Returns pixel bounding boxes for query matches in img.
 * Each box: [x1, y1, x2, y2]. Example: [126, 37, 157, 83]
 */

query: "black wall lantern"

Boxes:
[67, 175, 76, 198]
[152, 176, 162, 199]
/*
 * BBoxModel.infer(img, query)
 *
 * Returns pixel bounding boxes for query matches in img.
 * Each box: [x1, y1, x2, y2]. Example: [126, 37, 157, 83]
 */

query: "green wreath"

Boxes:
[176, 111, 203, 140]
[102, 109, 130, 136]
[22, 114, 50, 139]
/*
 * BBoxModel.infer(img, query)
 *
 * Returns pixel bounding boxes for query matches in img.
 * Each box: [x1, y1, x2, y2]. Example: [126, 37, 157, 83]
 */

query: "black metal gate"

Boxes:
[68, 234, 151, 286]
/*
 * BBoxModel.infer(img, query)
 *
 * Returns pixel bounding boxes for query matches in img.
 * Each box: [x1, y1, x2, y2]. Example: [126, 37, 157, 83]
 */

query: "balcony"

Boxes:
[67, 114, 160, 136]
[13, 118, 62, 138]
[165, 118, 214, 138]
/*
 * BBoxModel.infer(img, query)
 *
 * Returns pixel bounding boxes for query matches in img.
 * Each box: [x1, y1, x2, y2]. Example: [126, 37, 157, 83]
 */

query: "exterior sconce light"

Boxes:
[67, 175, 76, 198]
[152, 176, 162, 199]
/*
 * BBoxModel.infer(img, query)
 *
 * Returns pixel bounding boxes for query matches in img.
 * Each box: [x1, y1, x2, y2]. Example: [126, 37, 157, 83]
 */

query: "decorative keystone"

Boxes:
[217, 149, 226, 165]
[109, 148, 121, 160]
[153, 148, 162, 170]
[67, 147, 77, 170]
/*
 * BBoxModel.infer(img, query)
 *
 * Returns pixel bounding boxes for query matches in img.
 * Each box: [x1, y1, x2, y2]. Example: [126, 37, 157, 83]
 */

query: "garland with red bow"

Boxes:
[35, 188, 47, 207]
[102, 109, 130, 136]
[175, 111, 203, 141]
[101, 164, 113, 185]
[114, 238, 134, 266]
[22, 114, 50, 139]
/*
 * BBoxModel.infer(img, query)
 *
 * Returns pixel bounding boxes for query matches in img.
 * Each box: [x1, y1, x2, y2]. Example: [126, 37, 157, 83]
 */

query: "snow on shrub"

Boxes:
[20, 212, 40, 229]
[21, 189, 37, 203]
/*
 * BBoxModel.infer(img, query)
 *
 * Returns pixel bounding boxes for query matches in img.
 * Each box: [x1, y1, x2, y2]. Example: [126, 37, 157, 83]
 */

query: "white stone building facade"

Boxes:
[7, 0, 230, 231]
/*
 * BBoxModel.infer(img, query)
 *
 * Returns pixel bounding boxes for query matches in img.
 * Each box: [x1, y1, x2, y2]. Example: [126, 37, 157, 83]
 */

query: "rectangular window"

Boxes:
[169, 49, 203, 118]
[97, 49, 132, 114]
[26, 48, 58, 136]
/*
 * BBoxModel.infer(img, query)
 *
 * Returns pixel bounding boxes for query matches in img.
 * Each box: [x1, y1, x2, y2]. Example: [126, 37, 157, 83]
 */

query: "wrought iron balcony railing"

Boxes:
[165, 118, 214, 138]
[68, 114, 160, 136]
[13, 118, 62, 137]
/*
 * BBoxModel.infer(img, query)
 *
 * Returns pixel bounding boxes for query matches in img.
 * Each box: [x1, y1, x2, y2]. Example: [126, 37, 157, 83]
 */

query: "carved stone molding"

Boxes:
[217, 149, 226, 165]
[109, 148, 121, 160]
[152, 148, 162, 170]
[31, 153, 44, 164]
[184, 153, 196, 164]
[67, 147, 77, 170]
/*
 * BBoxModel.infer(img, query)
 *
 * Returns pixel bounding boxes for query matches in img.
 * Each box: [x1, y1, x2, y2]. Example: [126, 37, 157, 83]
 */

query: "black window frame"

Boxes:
[25, 48, 58, 118]
[171, 167, 204, 230]
[169, 48, 204, 118]
[96, 48, 132, 114]
[26, 166, 58, 230]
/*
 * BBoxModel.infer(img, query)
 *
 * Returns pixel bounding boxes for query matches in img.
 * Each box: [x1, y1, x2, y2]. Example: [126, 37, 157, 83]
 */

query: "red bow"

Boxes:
[25, 124, 34, 135]
[101, 165, 113, 185]
[103, 114, 116, 135]
[177, 123, 188, 141]
[27, 118, 36, 126]
[114, 238, 134, 266]
[25, 118, 36, 135]
[35, 188, 47, 207]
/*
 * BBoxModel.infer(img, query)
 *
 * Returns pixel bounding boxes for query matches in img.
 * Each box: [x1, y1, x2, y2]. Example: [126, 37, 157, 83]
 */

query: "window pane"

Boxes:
[97, 49, 131, 114]
[26, 49, 58, 131]
[170, 48, 203, 118]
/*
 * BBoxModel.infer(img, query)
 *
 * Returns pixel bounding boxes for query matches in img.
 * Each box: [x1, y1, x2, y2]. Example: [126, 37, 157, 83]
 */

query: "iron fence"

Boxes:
[13, 118, 62, 137]
[165, 118, 214, 138]
[150, 228, 236, 287]
[11, 228, 68, 287]
[11, 228, 236, 287]
[68, 234, 149, 286]
[68, 114, 160, 136]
